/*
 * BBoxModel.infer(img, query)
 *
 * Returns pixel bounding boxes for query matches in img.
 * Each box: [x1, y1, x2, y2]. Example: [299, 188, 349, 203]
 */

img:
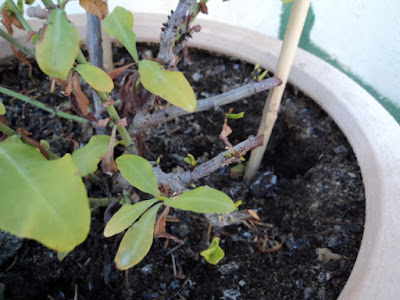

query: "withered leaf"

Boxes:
[11, 45, 32, 71]
[100, 125, 118, 176]
[97, 117, 110, 127]
[79, 0, 108, 20]
[17, 128, 50, 160]
[1, 8, 14, 34]
[107, 63, 135, 80]
[154, 206, 182, 243]
[220, 119, 233, 150]
[68, 73, 97, 121]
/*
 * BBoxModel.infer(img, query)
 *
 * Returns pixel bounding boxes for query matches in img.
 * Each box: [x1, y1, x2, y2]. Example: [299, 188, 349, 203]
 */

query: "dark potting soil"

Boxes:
[0, 43, 365, 300]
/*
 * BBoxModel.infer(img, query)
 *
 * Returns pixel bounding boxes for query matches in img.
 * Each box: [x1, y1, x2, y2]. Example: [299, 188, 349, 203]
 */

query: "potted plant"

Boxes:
[0, 0, 399, 299]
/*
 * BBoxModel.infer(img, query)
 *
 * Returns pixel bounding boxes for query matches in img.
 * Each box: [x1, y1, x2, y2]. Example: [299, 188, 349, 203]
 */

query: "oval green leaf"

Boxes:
[72, 135, 111, 177]
[200, 237, 225, 265]
[115, 203, 161, 270]
[103, 6, 138, 62]
[138, 60, 197, 112]
[0, 101, 5, 115]
[0, 142, 90, 252]
[36, 9, 80, 80]
[116, 154, 160, 196]
[104, 199, 159, 237]
[75, 64, 114, 92]
[165, 186, 235, 213]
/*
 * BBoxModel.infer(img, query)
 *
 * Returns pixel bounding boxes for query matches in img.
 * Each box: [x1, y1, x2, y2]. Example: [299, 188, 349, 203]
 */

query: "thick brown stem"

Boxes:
[152, 135, 264, 193]
[130, 77, 281, 134]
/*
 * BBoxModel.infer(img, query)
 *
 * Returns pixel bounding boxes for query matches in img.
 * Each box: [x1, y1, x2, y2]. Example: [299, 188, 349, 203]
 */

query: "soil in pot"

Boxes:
[0, 43, 365, 300]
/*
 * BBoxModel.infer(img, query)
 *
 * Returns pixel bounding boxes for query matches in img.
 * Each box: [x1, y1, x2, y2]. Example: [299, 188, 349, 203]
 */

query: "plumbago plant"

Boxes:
[0, 0, 282, 270]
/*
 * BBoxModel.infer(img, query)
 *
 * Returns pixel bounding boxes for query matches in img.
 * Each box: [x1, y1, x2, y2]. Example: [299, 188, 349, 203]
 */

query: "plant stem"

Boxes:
[87, 12, 106, 130]
[0, 122, 16, 136]
[152, 135, 264, 193]
[5, 0, 32, 31]
[89, 197, 116, 208]
[131, 77, 281, 133]
[41, 0, 55, 10]
[244, 0, 311, 180]
[0, 28, 35, 58]
[98, 92, 134, 148]
[75, 50, 134, 148]
[0, 86, 89, 123]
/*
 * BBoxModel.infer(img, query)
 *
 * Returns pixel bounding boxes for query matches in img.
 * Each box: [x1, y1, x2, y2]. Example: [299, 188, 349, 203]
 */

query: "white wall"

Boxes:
[9, 0, 400, 119]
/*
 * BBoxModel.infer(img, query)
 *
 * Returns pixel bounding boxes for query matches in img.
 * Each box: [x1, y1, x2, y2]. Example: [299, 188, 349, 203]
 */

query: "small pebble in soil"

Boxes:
[296, 279, 304, 288]
[222, 288, 241, 300]
[176, 224, 191, 237]
[238, 280, 246, 287]
[141, 264, 153, 275]
[317, 288, 327, 300]
[318, 271, 327, 283]
[218, 261, 240, 275]
[0, 230, 23, 267]
[192, 72, 203, 82]
[304, 287, 314, 300]
[316, 248, 342, 263]
[249, 171, 277, 198]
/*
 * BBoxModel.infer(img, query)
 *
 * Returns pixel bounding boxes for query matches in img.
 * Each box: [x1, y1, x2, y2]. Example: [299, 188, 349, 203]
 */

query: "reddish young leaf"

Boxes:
[199, 3, 208, 14]
[17, 128, 50, 160]
[100, 125, 118, 176]
[79, 0, 108, 20]
[154, 206, 182, 243]
[1, 8, 14, 34]
[107, 63, 135, 80]
[220, 119, 233, 150]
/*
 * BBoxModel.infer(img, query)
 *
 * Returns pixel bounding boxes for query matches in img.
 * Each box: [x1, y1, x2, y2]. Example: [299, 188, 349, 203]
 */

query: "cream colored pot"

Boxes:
[2, 13, 400, 300]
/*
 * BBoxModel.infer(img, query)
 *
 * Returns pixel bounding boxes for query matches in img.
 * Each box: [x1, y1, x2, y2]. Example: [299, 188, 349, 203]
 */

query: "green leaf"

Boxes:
[72, 135, 111, 177]
[164, 186, 236, 213]
[116, 154, 160, 196]
[115, 203, 162, 270]
[200, 237, 225, 265]
[103, 6, 138, 62]
[281, 0, 293, 3]
[0, 142, 90, 252]
[36, 9, 80, 80]
[0, 101, 5, 115]
[138, 60, 197, 112]
[226, 112, 245, 120]
[104, 199, 159, 237]
[3, 135, 22, 144]
[75, 64, 114, 92]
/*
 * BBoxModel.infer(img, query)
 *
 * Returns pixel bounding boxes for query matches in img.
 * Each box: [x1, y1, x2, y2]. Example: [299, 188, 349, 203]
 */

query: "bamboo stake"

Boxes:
[244, 0, 311, 180]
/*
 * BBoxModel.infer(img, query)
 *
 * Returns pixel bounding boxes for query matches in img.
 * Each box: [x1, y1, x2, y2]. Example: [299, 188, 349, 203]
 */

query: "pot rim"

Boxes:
[2, 13, 400, 300]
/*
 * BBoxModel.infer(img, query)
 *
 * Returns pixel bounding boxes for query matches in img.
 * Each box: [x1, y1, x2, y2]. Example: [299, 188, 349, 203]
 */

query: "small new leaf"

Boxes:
[104, 199, 159, 237]
[116, 154, 161, 196]
[200, 237, 225, 265]
[103, 6, 138, 62]
[225, 112, 245, 120]
[138, 60, 197, 112]
[115, 203, 162, 270]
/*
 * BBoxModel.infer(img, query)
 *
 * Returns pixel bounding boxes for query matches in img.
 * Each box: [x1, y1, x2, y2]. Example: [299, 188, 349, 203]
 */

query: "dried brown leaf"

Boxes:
[154, 206, 182, 243]
[1, 8, 13, 34]
[117, 117, 128, 127]
[107, 63, 135, 80]
[97, 117, 110, 127]
[79, 0, 108, 20]
[100, 125, 118, 176]
[220, 119, 233, 150]
[10, 15, 24, 30]
[71, 73, 89, 116]
[17, 128, 50, 160]
[11, 45, 32, 70]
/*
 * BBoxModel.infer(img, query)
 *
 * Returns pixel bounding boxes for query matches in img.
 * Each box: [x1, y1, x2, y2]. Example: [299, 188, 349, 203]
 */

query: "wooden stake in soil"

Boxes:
[244, 0, 311, 180]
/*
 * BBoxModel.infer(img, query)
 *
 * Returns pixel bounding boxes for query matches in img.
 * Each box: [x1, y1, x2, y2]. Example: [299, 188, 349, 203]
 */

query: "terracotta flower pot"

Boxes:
[2, 13, 400, 300]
